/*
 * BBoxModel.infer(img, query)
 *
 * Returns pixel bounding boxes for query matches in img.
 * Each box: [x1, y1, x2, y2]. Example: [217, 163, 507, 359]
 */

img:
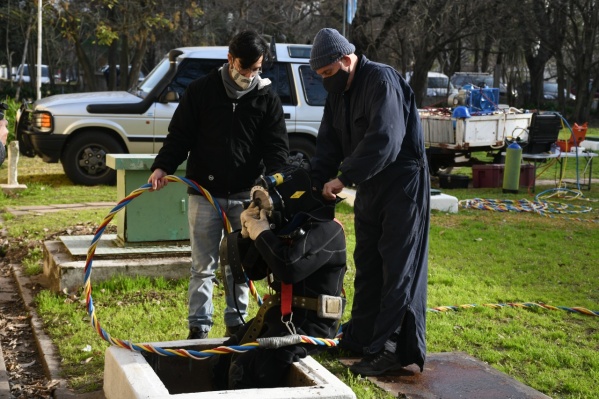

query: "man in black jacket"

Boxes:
[211, 166, 346, 389]
[148, 31, 289, 340]
[309, 28, 430, 376]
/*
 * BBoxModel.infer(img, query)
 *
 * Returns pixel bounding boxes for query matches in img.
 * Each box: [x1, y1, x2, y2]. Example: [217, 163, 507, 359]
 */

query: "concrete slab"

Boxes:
[43, 237, 191, 293]
[59, 234, 190, 256]
[2, 209, 30, 216]
[104, 339, 356, 399]
[0, 183, 27, 195]
[340, 352, 550, 399]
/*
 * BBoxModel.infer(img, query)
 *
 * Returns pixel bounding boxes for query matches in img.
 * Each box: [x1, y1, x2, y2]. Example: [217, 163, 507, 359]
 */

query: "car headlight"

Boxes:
[32, 111, 53, 133]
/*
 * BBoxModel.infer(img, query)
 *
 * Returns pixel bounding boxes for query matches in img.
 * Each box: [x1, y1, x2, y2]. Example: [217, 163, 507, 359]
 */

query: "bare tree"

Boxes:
[54, 1, 103, 91]
[2, 0, 596, 124]
[562, 0, 599, 123]
[513, 0, 566, 109]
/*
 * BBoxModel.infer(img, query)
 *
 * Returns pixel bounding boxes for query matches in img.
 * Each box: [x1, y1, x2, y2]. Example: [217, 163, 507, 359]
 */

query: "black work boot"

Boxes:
[187, 326, 208, 340]
[326, 343, 363, 358]
[349, 350, 403, 376]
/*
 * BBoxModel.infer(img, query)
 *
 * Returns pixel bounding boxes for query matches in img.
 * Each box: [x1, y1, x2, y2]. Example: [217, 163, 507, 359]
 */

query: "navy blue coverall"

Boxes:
[311, 55, 430, 370]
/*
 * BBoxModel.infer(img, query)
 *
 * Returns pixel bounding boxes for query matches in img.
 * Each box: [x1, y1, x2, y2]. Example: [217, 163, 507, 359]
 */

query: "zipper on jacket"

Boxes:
[232, 102, 237, 113]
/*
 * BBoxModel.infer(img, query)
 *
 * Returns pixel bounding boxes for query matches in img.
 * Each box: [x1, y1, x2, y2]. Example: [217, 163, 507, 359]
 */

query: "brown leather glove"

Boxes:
[245, 209, 270, 240]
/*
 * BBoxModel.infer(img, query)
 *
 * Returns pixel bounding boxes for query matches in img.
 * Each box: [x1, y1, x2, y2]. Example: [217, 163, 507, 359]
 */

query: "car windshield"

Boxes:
[137, 57, 171, 97]
[429, 77, 449, 89]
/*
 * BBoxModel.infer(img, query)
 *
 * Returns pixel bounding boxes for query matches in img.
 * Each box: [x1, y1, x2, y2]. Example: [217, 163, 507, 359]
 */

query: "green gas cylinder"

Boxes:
[502, 141, 522, 194]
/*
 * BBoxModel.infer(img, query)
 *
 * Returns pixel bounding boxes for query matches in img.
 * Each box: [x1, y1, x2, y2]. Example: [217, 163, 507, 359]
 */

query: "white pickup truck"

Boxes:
[16, 44, 327, 185]
[419, 86, 534, 172]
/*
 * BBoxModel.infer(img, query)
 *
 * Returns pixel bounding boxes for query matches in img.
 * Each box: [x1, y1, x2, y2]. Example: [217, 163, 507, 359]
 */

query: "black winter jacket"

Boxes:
[151, 68, 289, 196]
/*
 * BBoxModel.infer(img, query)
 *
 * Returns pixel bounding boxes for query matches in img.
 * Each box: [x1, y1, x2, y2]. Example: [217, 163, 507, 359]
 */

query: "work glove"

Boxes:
[245, 209, 270, 240]
[240, 203, 260, 238]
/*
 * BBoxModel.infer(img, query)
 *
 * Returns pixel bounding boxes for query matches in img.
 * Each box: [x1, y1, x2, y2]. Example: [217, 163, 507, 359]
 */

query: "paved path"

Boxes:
[4, 202, 115, 216]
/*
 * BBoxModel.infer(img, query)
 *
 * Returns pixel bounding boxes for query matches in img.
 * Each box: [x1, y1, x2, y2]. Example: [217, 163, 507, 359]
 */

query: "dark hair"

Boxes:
[229, 31, 270, 69]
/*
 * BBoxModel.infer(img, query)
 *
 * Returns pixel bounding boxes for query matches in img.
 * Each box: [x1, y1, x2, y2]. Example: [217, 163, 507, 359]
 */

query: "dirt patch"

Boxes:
[0, 261, 57, 398]
[0, 221, 116, 397]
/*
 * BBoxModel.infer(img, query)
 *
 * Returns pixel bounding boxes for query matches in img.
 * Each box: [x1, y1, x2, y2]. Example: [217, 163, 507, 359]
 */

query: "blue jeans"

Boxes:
[187, 193, 249, 333]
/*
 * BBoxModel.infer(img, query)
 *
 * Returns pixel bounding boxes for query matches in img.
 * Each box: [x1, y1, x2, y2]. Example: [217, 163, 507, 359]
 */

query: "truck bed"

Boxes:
[420, 110, 533, 151]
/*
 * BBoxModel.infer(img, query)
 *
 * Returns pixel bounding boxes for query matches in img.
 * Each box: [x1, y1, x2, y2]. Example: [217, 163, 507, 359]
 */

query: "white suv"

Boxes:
[16, 44, 326, 185]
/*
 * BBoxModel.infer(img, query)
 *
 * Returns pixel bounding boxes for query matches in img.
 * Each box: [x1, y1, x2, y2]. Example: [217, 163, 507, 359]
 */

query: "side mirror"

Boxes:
[160, 89, 179, 103]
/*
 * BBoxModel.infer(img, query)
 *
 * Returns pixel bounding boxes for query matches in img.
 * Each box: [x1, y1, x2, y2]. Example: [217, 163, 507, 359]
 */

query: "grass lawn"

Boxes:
[1, 153, 598, 398]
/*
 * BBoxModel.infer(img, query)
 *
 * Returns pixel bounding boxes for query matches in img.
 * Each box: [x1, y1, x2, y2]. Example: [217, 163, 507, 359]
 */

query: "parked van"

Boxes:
[424, 72, 456, 106]
[407, 71, 457, 107]
[13, 64, 51, 84]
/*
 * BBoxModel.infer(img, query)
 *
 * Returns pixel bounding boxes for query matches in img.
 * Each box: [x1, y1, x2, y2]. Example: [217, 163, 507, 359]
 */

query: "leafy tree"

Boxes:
[54, 0, 194, 91]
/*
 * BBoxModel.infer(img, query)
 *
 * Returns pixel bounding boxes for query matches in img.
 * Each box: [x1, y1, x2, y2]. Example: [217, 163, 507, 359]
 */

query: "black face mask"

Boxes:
[323, 68, 349, 94]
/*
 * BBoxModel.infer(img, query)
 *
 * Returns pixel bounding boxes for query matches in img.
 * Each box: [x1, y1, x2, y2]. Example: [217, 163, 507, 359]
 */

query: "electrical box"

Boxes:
[107, 154, 189, 244]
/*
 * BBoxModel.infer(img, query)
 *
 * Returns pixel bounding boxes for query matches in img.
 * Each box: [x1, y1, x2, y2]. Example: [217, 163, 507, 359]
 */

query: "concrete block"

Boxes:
[0, 183, 28, 195]
[104, 338, 356, 399]
[431, 193, 458, 213]
[43, 238, 191, 293]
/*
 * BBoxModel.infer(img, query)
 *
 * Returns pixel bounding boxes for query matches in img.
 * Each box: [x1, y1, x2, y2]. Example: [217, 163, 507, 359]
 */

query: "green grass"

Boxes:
[0, 156, 116, 206]
[26, 202, 599, 398]
[2, 155, 599, 398]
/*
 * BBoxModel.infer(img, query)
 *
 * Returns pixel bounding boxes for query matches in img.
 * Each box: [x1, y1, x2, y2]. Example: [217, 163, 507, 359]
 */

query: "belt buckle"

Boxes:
[317, 295, 343, 319]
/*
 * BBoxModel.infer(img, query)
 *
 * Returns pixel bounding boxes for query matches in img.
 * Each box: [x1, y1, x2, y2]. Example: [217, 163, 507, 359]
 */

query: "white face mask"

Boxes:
[230, 65, 254, 90]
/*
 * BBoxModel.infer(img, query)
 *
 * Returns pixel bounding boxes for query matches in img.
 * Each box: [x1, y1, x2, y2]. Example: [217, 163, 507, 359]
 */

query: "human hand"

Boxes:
[245, 209, 270, 240]
[322, 178, 344, 200]
[240, 203, 260, 238]
[148, 168, 168, 191]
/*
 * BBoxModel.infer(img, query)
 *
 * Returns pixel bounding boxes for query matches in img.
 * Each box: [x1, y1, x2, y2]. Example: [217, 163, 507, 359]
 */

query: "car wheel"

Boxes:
[61, 132, 124, 186]
[289, 135, 316, 168]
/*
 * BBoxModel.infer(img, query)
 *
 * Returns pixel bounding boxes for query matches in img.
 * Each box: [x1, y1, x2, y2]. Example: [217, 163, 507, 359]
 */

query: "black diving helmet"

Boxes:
[250, 166, 338, 231]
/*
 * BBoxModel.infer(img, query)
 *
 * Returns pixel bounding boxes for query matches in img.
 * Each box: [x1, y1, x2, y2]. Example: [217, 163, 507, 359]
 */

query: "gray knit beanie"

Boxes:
[309, 28, 356, 71]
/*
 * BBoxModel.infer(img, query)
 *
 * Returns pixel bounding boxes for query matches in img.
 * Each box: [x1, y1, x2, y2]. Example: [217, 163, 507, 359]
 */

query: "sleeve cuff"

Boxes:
[337, 174, 352, 187]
